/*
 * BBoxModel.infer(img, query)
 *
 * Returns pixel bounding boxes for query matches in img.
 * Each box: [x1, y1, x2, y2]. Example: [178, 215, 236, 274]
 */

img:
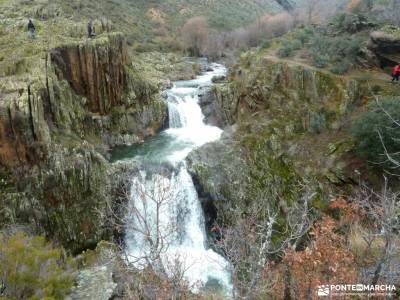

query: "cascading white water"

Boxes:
[124, 63, 231, 295]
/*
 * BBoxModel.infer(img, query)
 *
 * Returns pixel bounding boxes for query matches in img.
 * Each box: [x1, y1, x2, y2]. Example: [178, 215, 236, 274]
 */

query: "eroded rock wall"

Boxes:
[50, 33, 129, 115]
[368, 29, 400, 67]
[187, 54, 374, 230]
[0, 33, 167, 251]
[213, 56, 367, 127]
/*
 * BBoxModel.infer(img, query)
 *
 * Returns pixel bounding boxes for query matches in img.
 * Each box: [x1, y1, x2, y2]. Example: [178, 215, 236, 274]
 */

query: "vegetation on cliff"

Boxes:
[187, 3, 400, 293]
[1, 0, 400, 299]
[0, 231, 76, 299]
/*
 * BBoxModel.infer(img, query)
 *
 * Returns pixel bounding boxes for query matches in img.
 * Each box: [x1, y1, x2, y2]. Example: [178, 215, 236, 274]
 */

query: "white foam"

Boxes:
[125, 63, 232, 295]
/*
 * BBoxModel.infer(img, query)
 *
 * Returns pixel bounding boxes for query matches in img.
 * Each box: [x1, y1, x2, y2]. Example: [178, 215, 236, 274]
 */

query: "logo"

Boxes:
[315, 284, 396, 298]
[317, 285, 330, 297]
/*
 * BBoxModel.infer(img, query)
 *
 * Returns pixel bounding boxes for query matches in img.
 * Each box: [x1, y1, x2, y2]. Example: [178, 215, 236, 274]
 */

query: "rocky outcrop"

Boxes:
[67, 242, 119, 300]
[187, 126, 247, 229]
[0, 33, 167, 163]
[370, 30, 400, 54]
[0, 33, 167, 251]
[198, 86, 228, 128]
[188, 54, 376, 229]
[368, 27, 400, 67]
[214, 55, 368, 128]
[51, 33, 129, 115]
[0, 79, 44, 166]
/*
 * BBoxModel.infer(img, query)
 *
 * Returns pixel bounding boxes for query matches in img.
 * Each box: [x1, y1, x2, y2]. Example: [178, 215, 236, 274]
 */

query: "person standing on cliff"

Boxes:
[392, 64, 400, 82]
[87, 19, 96, 38]
[27, 19, 36, 39]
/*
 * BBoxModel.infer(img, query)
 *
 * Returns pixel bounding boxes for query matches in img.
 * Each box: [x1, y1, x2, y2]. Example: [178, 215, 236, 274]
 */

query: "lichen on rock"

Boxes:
[187, 52, 376, 239]
[0, 32, 167, 252]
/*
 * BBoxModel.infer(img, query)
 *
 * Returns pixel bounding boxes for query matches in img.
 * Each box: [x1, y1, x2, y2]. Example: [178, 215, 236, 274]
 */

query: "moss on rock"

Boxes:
[0, 32, 167, 252]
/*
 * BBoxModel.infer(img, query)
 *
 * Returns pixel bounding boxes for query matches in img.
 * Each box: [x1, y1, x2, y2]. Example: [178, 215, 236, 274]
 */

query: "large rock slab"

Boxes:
[369, 27, 400, 67]
[198, 86, 227, 128]
[51, 33, 129, 115]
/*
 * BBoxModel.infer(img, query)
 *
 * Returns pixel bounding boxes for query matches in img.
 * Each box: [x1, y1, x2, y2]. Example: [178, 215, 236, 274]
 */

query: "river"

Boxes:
[111, 62, 232, 295]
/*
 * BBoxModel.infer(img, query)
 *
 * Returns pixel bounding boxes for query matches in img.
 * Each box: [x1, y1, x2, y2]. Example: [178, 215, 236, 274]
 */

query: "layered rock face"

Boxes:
[214, 56, 367, 127]
[368, 28, 400, 67]
[0, 33, 167, 252]
[198, 86, 228, 128]
[51, 33, 129, 115]
[187, 54, 375, 229]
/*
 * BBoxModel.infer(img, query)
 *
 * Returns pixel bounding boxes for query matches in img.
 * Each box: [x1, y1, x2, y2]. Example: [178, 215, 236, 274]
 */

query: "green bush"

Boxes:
[277, 45, 293, 58]
[0, 231, 76, 299]
[307, 32, 363, 72]
[276, 39, 303, 58]
[351, 97, 400, 169]
[330, 60, 351, 75]
[293, 26, 315, 45]
[332, 12, 372, 33]
[260, 40, 271, 49]
[312, 54, 329, 68]
[308, 35, 331, 67]
[371, 85, 382, 94]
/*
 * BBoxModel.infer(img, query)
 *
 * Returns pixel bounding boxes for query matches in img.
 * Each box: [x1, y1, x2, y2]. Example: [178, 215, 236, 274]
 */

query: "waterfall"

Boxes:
[123, 62, 231, 295]
[167, 95, 186, 128]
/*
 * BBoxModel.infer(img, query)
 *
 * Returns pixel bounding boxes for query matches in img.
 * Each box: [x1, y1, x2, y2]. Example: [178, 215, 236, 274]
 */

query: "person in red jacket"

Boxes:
[392, 64, 400, 82]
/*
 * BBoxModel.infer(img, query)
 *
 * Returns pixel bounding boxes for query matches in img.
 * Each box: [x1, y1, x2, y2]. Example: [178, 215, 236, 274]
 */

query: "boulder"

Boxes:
[198, 87, 227, 128]
[67, 242, 119, 300]
[211, 75, 226, 83]
[368, 27, 400, 67]
[186, 126, 247, 230]
[370, 29, 400, 54]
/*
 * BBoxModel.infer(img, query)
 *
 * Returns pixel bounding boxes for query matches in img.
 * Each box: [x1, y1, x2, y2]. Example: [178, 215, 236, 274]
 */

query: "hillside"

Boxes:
[0, 0, 283, 52]
[0, 0, 288, 78]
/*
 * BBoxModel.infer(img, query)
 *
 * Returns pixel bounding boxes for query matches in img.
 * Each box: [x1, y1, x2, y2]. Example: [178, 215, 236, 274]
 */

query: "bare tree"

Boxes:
[214, 186, 315, 299]
[101, 168, 204, 298]
[205, 33, 226, 60]
[365, 88, 400, 174]
[294, 0, 342, 25]
[305, 0, 321, 23]
[124, 172, 178, 274]
[181, 16, 209, 57]
[103, 170, 180, 275]
[355, 180, 400, 286]
[377, 0, 400, 26]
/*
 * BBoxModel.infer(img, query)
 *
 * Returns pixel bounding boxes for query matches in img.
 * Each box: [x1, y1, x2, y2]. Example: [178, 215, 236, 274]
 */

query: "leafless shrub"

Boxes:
[261, 12, 295, 38]
[370, 89, 400, 173]
[213, 186, 315, 299]
[124, 173, 178, 273]
[181, 16, 209, 56]
[102, 170, 175, 268]
[228, 12, 295, 49]
[354, 179, 400, 286]
[375, 0, 400, 26]
[294, 0, 342, 24]
[102, 168, 202, 298]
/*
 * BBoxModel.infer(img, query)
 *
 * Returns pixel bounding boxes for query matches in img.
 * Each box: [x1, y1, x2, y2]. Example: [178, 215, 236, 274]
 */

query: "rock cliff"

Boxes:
[0, 33, 167, 252]
[368, 27, 400, 67]
[50, 33, 129, 115]
[187, 52, 380, 230]
[198, 86, 228, 128]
